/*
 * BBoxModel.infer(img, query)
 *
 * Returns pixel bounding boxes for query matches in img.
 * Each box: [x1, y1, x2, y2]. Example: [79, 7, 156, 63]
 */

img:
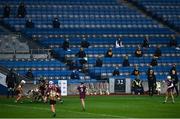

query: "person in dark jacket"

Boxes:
[70, 70, 80, 79]
[154, 46, 161, 58]
[150, 56, 158, 66]
[122, 55, 130, 67]
[147, 69, 156, 96]
[113, 67, 120, 76]
[169, 35, 177, 47]
[170, 64, 177, 75]
[81, 38, 90, 48]
[105, 48, 113, 57]
[95, 56, 103, 67]
[131, 65, 140, 76]
[76, 48, 86, 58]
[6, 68, 17, 98]
[3, 4, 10, 18]
[25, 68, 34, 80]
[17, 2, 26, 18]
[142, 36, 149, 48]
[25, 19, 34, 28]
[62, 38, 70, 51]
[171, 69, 179, 97]
[52, 17, 60, 28]
[135, 46, 143, 57]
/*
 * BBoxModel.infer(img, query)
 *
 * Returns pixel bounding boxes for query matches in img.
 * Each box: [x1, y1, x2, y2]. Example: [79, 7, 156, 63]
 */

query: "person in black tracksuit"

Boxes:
[147, 69, 156, 96]
[170, 69, 179, 97]
[6, 68, 17, 98]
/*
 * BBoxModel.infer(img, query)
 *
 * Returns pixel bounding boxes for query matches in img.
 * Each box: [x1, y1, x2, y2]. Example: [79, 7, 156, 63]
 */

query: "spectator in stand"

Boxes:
[115, 38, 123, 48]
[81, 38, 90, 48]
[3, 3, 10, 18]
[76, 48, 86, 58]
[17, 2, 27, 18]
[25, 19, 34, 28]
[170, 69, 179, 97]
[150, 56, 158, 66]
[25, 68, 34, 80]
[142, 36, 149, 48]
[6, 68, 17, 98]
[147, 64, 153, 75]
[52, 17, 60, 28]
[62, 38, 70, 51]
[113, 66, 120, 76]
[154, 46, 161, 58]
[68, 60, 76, 70]
[122, 55, 130, 67]
[131, 65, 140, 76]
[169, 35, 177, 47]
[147, 69, 156, 96]
[95, 56, 103, 67]
[170, 64, 177, 75]
[132, 76, 144, 95]
[105, 48, 113, 57]
[76, 48, 87, 70]
[70, 70, 80, 79]
[135, 46, 143, 57]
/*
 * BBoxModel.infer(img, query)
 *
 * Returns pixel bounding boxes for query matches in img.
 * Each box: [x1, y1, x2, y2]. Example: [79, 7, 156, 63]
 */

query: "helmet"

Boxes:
[167, 76, 171, 79]
[21, 80, 26, 84]
[49, 81, 54, 85]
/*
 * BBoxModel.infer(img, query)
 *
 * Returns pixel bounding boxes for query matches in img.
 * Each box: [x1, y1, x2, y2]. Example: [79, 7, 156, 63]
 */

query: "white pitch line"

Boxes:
[3, 104, 125, 118]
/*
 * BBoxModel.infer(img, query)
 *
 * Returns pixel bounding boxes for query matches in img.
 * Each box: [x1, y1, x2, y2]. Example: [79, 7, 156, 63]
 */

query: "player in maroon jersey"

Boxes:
[15, 80, 26, 103]
[164, 76, 175, 103]
[77, 82, 86, 111]
[46, 81, 60, 117]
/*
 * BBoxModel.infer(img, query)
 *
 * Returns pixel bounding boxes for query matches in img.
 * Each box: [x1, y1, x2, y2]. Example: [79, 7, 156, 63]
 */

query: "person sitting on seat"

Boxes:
[25, 19, 34, 28]
[113, 67, 120, 76]
[115, 38, 123, 48]
[131, 65, 140, 76]
[81, 38, 90, 48]
[142, 36, 149, 48]
[150, 56, 158, 66]
[70, 70, 80, 79]
[169, 35, 177, 47]
[122, 55, 130, 67]
[154, 46, 161, 58]
[3, 4, 11, 18]
[132, 77, 144, 95]
[135, 46, 143, 57]
[52, 17, 60, 28]
[105, 48, 113, 57]
[95, 56, 103, 67]
[76, 48, 86, 58]
[17, 2, 26, 18]
[25, 68, 34, 80]
[62, 38, 70, 51]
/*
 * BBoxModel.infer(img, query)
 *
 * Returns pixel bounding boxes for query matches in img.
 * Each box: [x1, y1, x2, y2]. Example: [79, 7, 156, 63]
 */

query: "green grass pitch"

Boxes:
[0, 95, 180, 118]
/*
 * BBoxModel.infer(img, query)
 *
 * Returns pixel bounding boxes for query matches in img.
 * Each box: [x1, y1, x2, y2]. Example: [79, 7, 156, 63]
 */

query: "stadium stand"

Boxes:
[0, 0, 179, 84]
[128, 0, 180, 32]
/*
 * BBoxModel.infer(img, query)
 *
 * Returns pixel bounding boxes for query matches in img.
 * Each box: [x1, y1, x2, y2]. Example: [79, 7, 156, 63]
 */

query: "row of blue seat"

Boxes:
[129, 0, 180, 32]
[22, 28, 174, 36]
[54, 47, 179, 55]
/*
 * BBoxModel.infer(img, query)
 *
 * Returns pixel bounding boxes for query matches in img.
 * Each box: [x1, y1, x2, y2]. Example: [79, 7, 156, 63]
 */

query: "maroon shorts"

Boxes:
[80, 94, 85, 99]
[167, 88, 173, 93]
[50, 100, 56, 105]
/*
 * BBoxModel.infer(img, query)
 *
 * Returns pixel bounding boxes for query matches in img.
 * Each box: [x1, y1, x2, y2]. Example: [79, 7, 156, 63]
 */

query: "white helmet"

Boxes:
[49, 81, 54, 85]
[21, 80, 26, 84]
[167, 76, 171, 79]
